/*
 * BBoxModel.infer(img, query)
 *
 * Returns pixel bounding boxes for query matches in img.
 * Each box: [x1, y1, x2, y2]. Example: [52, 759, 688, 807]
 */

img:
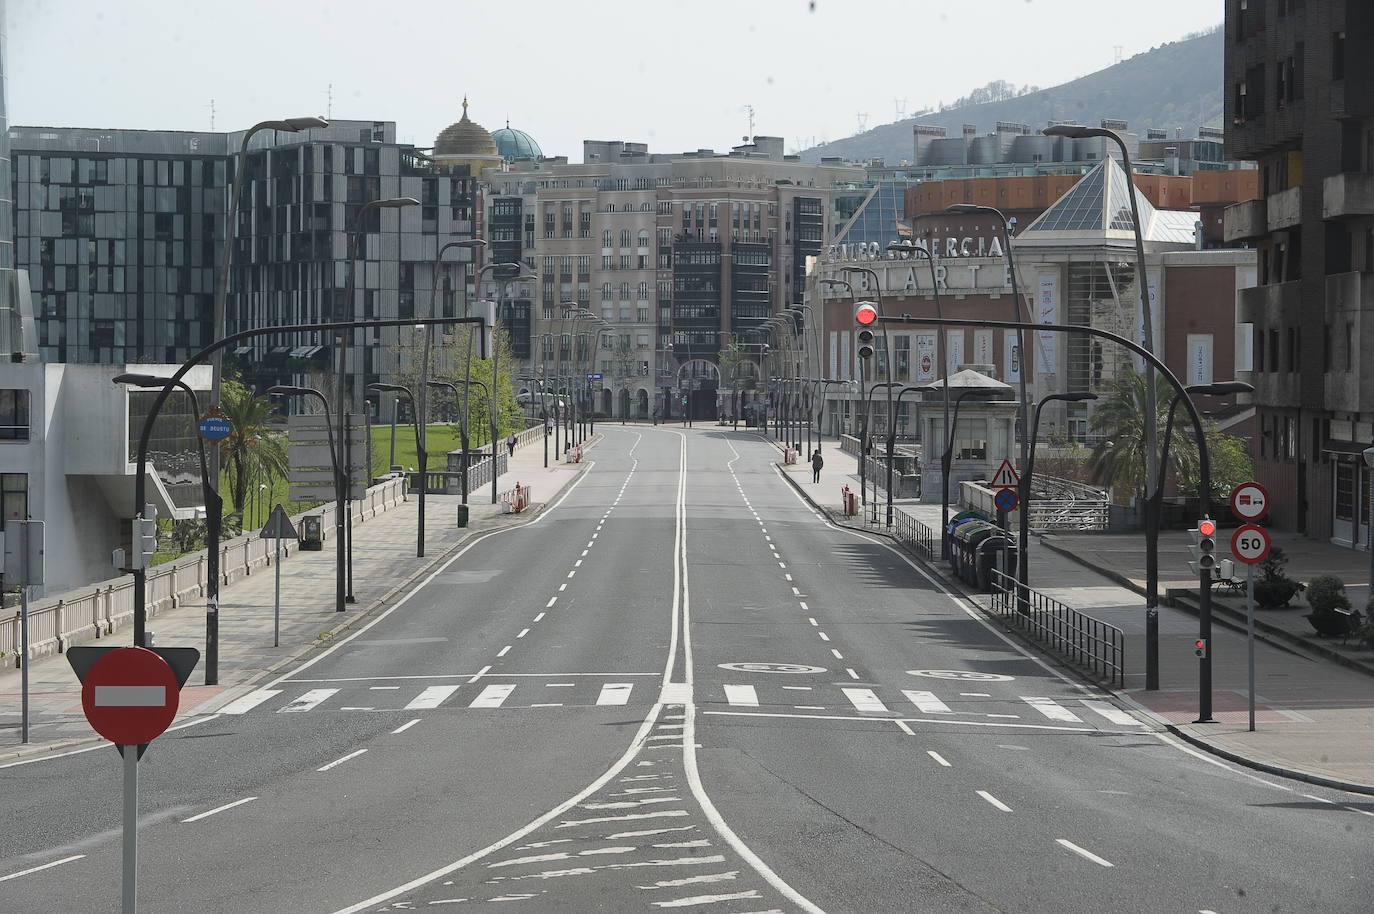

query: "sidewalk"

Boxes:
[0, 432, 593, 761]
[775, 433, 1374, 795]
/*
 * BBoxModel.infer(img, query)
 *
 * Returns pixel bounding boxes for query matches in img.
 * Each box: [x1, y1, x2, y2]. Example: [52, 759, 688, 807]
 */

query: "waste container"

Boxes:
[951, 520, 999, 587]
[456, 503, 469, 528]
[975, 535, 1015, 591]
[301, 514, 323, 551]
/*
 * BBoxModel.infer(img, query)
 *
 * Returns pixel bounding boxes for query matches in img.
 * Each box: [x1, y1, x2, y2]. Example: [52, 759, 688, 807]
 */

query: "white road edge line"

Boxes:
[1055, 838, 1114, 867]
[183, 796, 257, 823]
[0, 855, 86, 882]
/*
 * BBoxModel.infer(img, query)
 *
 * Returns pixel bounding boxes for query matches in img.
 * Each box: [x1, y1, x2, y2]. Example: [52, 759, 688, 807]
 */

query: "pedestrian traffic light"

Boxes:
[132, 504, 158, 571]
[1194, 638, 1208, 658]
[1187, 518, 1217, 577]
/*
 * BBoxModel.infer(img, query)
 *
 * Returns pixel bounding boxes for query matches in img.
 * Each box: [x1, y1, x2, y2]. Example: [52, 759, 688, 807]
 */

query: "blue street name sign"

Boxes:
[586, 373, 603, 380]
[198, 415, 232, 440]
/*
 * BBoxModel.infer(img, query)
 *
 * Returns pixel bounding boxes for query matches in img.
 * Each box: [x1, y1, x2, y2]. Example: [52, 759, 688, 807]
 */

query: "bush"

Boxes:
[1305, 575, 1352, 615]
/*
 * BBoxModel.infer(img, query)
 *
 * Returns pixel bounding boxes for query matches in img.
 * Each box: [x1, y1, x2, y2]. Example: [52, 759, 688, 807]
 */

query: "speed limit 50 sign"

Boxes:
[1231, 524, 1271, 565]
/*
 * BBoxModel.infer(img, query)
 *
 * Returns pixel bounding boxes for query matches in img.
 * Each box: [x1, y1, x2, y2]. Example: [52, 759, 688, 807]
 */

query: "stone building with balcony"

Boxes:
[1224, 0, 1374, 547]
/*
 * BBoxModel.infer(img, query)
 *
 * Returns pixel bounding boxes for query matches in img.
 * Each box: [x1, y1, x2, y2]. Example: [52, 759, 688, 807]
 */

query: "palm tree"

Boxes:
[218, 377, 289, 519]
[1088, 369, 1198, 503]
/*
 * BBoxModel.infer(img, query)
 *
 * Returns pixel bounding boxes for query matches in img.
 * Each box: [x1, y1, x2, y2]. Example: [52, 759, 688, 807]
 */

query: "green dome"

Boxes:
[492, 124, 543, 161]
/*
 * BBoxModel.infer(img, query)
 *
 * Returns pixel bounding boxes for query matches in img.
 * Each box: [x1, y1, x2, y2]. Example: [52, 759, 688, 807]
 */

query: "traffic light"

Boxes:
[1194, 638, 1208, 658]
[132, 504, 158, 571]
[1187, 518, 1217, 577]
[855, 302, 878, 361]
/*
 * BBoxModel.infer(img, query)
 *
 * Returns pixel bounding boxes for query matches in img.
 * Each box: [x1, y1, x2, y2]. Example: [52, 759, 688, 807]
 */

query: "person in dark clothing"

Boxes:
[811, 449, 824, 483]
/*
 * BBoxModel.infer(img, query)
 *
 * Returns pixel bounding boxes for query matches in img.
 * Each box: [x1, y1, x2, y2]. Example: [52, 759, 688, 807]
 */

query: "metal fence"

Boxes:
[891, 510, 935, 562]
[987, 568, 1125, 688]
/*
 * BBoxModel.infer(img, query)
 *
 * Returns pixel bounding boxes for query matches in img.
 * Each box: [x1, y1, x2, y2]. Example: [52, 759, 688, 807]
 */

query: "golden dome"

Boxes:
[434, 97, 498, 157]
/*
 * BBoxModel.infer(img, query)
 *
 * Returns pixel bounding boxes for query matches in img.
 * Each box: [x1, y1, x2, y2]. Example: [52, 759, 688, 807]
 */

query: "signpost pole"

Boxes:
[121, 744, 138, 914]
[19, 522, 29, 744]
[1247, 561, 1256, 732]
[274, 534, 282, 648]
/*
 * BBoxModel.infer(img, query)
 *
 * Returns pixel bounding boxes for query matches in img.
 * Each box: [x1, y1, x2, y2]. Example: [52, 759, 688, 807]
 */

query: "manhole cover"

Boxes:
[718, 662, 827, 674]
[907, 670, 1015, 682]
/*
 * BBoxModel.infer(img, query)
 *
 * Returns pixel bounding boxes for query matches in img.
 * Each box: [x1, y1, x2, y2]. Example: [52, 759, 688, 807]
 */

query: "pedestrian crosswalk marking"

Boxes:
[723, 685, 759, 707]
[279, 688, 338, 713]
[902, 690, 952, 714]
[597, 683, 634, 706]
[405, 685, 460, 710]
[1020, 697, 1082, 722]
[842, 688, 888, 714]
[220, 689, 281, 714]
[470, 684, 517, 708]
[1080, 700, 1140, 726]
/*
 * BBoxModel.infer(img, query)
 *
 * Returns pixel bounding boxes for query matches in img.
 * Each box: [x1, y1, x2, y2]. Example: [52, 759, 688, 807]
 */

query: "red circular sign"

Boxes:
[80, 647, 180, 745]
[1230, 481, 1270, 522]
[1231, 524, 1271, 565]
[920, 354, 933, 372]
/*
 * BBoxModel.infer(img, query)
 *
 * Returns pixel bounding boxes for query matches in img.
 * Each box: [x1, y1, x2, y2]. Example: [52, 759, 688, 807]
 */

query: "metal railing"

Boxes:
[987, 567, 1125, 688]
[891, 510, 935, 562]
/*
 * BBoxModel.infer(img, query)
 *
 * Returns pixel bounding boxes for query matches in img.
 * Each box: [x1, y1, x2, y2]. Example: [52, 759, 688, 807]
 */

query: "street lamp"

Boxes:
[113, 373, 224, 680]
[267, 384, 346, 613]
[477, 263, 535, 505]
[208, 116, 327, 550]
[1043, 122, 1163, 685]
[367, 383, 425, 557]
[1364, 446, 1374, 599]
[937, 386, 1002, 559]
[424, 239, 487, 509]
[1020, 391, 1099, 600]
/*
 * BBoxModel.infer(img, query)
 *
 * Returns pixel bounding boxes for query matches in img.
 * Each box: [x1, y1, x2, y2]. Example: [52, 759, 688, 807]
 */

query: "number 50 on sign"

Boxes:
[1231, 524, 1271, 565]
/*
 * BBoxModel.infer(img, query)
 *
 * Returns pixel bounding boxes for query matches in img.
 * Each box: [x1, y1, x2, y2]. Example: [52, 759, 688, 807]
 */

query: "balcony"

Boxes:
[1322, 173, 1374, 220]
[1223, 198, 1266, 242]
[1267, 186, 1301, 231]
[1324, 272, 1374, 414]
[1238, 280, 1302, 410]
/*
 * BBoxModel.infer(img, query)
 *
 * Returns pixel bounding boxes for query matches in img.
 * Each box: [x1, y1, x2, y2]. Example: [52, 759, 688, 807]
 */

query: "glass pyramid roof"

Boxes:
[1022, 158, 1196, 245]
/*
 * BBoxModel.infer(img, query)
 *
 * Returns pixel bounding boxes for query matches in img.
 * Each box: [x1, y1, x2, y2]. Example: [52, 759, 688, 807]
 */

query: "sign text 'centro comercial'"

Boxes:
[818, 238, 1015, 294]
[824, 235, 1006, 264]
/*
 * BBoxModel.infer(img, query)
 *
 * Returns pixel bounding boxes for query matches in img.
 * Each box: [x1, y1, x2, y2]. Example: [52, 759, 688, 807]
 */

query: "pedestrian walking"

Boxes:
[506, 432, 517, 458]
[811, 449, 824, 483]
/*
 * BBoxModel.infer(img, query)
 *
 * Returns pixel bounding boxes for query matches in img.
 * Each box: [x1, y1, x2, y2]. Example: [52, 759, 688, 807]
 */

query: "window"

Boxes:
[0, 390, 30, 440]
[1347, 321, 1354, 372]
[1, 473, 25, 527]
[1333, 31, 1346, 81]
[602, 230, 613, 248]
[620, 229, 631, 248]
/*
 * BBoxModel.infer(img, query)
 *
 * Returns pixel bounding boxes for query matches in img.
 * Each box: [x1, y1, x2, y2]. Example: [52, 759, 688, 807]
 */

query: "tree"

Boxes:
[218, 376, 289, 518]
[1087, 369, 1197, 504]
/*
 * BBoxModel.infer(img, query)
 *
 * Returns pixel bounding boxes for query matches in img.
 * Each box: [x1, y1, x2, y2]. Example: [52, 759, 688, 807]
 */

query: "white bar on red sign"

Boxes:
[94, 685, 166, 706]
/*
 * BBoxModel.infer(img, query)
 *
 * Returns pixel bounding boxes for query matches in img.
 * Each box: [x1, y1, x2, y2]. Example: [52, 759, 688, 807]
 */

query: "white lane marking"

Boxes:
[581, 550, 589, 557]
[467, 665, 491, 684]
[369, 686, 400, 690]
[784, 574, 793, 581]
[219, 689, 281, 714]
[1056, 838, 1114, 867]
[558, 809, 692, 828]
[470, 684, 516, 708]
[798, 602, 808, 610]
[530, 703, 563, 708]
[808, 618, 818, 626]
[183, 796, 257, 823]
[95, 685, 165, 706]
[976, 790, 1012, 812]
[391, 719, 422, 734]
[927, 750, 952, 767]
[791, 586, 800, 595]
[817, 632, 830, 642]
[894, 720, 914, 736]
[706, 710, 1100, 732]
[1021, 697, 1083, 722]
[559, 583, 567, 592]
[1080, 700, 1140, 726]
[568, 571, 576, 578]
[318, 749, 367, 772]
[781, 686, 811, 691]
[405, 685, 460, 710]
[0, 855, 86, 882]
[597, 683, 634, 706]
[639, 871, 739, 889]
[961, 692, 991, 697]
[533, 612, 546, 622]
[547, 683, 576, 688]
[845, 669, 860, 680]
[517, 628, 530, 638]
[497, 645, 512, 657]
[279, 689, 338, 713]
[903, 690, 953, 714]
[842, 688, 888, 713]
[547, 597, 558, 607]
[587, 541, 595, 548]
[780, 563, 787, 569]
[830, 649, 843, 660]
[724, 685, 760, 707]
[652, 891, 762, 908]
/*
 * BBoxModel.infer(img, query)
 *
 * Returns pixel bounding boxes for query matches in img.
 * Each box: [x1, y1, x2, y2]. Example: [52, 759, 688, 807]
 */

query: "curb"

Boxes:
[1039, 537, 1374, 678]
[1, 454, 594, 765]
[1163, 723, 1374, 798]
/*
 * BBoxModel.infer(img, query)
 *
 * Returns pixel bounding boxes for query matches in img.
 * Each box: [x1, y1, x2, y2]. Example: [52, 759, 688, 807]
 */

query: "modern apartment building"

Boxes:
[8, 120, 481, 414]
[1224, 0, 1374, 547]
[481, 137, 863, 419]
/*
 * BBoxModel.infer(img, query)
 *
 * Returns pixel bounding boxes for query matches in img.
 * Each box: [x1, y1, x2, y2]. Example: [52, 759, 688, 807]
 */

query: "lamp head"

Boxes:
[1363, 446, 1374, 470]
[1059, 391, 1098, 403]
[283, 116, 328, 131]
[367, 383, 407, 394]
[266, 385, 311, 398]
[945, 204, 984, 215]
[112, 373, 173, 387]
[1187, 380, 1254, 396]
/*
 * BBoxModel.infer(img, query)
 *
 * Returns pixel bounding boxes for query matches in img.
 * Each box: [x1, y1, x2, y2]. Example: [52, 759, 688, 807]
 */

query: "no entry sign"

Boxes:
[79, 647, 181, 746]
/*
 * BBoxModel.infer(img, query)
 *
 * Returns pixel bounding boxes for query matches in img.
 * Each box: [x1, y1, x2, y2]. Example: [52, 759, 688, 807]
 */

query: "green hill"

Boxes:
[800, 27, 1223, 164]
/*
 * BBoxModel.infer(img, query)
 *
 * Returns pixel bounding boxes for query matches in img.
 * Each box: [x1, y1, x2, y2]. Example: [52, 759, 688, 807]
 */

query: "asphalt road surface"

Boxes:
[2, 427, 1370, 913]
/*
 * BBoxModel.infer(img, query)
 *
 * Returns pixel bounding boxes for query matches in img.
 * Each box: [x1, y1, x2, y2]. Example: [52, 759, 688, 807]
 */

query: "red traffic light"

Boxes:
[854, 303, 878, 326]
[1197, 519, 1216, 537]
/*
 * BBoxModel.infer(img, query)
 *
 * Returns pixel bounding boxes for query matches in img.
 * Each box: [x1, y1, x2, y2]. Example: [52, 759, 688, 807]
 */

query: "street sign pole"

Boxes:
[122, 743, 138, 914]
[274, 534, 282, 647]
[19, 523, 29, 744]
[1247, 561, 1256, 733]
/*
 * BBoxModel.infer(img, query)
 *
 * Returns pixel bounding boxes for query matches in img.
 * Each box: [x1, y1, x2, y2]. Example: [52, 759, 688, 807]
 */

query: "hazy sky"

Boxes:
[9, 0, 1224, 160]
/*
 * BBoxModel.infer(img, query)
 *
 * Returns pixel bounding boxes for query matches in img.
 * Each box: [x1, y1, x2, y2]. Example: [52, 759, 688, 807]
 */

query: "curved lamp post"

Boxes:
[113, 373, 223, 681]
[367, 383, 424, 557]
[429, 240, 487, 507]
[938, 386, 1002, 556]
[478, 263, 536, 504]
[1020, 391, 1099, 597]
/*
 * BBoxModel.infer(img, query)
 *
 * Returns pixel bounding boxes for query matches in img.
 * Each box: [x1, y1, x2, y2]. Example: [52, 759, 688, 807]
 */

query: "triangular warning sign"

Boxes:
[259, 504, 299, 541]
[990, 458, 1020, 489]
